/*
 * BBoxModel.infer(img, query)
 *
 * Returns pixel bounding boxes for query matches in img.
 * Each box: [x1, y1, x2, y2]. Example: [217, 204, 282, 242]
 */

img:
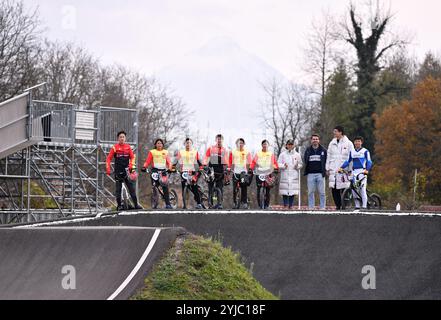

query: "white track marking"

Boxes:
[120, 210, 441, 218]
[13, 216, 104, 228]
[11, 210, 441, 229]
[107, 228, 161, 300]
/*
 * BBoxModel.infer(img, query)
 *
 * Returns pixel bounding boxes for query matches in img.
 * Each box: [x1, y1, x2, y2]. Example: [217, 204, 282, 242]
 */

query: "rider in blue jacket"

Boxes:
[340, 136, 373, 209]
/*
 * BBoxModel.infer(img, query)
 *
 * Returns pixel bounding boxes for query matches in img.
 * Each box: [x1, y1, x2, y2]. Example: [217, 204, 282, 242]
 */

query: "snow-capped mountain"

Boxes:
[156, 36, 287, 151]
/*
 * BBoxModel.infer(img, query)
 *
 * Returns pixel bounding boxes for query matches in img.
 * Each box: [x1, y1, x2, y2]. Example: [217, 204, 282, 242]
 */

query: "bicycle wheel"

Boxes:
[169, 189, 178, 209]
[211, 187, 223, 208]
[199, 187, 209, 209]
[341, 188, 354, 210]
[265, 187, 271, 208]
[183, 187, 190, 209]
[233, 186, 241, 209]
[258, 187, 266, 209]
[122, 185, 134, 210]
[151, 187, 159, 209]
[368, 193, 382, 210]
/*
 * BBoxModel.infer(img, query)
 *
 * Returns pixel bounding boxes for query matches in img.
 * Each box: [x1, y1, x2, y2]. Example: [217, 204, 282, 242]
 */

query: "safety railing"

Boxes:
[29, 101, 137, 146]
[31, 100, 75, 143]
[99, 106, 138, 146]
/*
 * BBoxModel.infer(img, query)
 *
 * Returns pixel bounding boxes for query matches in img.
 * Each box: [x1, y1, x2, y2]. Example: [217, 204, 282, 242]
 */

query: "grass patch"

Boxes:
[132, 235, 278, 300]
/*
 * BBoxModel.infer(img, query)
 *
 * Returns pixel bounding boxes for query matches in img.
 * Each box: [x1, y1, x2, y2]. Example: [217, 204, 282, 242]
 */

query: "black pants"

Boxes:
[256, 180, 271, 208]
[331, 188, 343, 210]
[233, 175, 248, 204]
[283, 195, 295, 208]
[181, 180, 201, 206]
[115, 176, 138, 207]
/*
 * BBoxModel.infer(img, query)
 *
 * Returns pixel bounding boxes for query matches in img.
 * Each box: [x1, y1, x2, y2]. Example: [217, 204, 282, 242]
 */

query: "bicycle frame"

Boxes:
[232, 172, 251, 208]
[256, 172, 277, 189]
[147, 169, 179, 209]
[340, 170, 381, 210]
[120, 182, 134, 210]
[233, 172, 250, 186]
[151, 170, 170, 199]
[179, 170, 204, 208]
[201, 167, 225, 208]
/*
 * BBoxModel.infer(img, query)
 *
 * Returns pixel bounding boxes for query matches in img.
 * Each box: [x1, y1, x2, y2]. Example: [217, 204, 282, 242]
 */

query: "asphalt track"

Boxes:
[0, 226, 184, 300]
[59, 211, 441, 300]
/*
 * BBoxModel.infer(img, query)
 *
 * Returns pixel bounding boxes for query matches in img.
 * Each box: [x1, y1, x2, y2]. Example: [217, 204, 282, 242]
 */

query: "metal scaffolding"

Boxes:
[0, 88, 138, 224]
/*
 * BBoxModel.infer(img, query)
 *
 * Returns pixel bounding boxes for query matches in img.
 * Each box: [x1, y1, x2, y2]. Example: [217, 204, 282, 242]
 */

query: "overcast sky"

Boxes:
[21, 0, 441, 151]
[27, 0, 441, 80]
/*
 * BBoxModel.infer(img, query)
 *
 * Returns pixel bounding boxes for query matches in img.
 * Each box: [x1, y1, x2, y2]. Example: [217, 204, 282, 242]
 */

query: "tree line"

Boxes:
[275, 1, 441, 207]
[2, 0, 441, 207]
[0, 0, 191, 150]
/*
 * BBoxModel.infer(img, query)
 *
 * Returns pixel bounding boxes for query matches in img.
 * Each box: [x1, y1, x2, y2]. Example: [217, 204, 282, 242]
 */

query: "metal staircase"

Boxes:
[0, 86, 138, 224]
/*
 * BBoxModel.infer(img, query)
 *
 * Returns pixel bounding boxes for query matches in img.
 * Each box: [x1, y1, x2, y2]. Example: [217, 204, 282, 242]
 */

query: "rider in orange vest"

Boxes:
[250, 140, 279, 209]
[228, 138, 253, 209]
[142, 138, 173, 209]
[173, 138, 204, 209]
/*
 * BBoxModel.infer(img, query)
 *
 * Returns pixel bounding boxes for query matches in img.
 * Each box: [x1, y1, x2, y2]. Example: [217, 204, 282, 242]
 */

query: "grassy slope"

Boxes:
[132, 235, 278, 300]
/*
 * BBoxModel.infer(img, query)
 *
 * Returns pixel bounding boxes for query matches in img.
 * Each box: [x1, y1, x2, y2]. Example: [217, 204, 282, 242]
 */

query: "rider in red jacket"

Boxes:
[106, 131, 142, 211]
[203, 134, 229, 209]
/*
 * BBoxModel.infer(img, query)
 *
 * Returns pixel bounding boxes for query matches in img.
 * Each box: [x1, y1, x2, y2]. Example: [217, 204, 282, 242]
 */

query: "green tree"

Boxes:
[374, 51, 417, 114]
[315, 60, 355, 146]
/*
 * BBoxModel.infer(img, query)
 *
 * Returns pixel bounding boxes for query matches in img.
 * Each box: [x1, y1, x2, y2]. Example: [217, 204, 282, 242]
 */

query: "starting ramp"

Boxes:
[0, 92, 42, 160]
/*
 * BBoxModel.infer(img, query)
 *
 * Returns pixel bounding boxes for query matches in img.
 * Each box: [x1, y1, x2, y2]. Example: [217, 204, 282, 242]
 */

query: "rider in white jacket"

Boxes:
[326, 126, 354, 210]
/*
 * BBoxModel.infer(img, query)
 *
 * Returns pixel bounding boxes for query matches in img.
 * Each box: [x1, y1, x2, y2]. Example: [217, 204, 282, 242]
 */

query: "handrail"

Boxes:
[0, 92, 29, 108]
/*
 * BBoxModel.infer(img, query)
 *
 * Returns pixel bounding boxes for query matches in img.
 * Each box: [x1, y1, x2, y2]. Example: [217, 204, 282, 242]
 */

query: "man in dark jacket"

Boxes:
[304, 134, 327, 210]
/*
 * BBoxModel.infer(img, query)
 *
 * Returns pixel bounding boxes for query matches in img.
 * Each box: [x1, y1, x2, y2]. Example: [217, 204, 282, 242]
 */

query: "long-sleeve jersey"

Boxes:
[250, 151, 279, 172]
[143, 149, 172, 170]
[174, 149, 202, 172]
[203, 145, 229, 173]
[229, 149, 253, 174]
[341, 147, 373, 171]
[106, 143, 136, 175]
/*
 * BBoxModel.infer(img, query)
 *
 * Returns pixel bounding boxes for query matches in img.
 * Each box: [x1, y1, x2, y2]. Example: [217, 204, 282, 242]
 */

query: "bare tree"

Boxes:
[89, 65, 191, 148]
[260, 78, 288, 157]
[139, 79, 191, 148]
[417, 52, 441, 82]
[38, 41, 99, 105]
[260, 79, 318, 157]
[283, 83, 318, 148]
[303, 10, 340, 100]
[91, 64, 147, 108]
[0, 0, 42, 100]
